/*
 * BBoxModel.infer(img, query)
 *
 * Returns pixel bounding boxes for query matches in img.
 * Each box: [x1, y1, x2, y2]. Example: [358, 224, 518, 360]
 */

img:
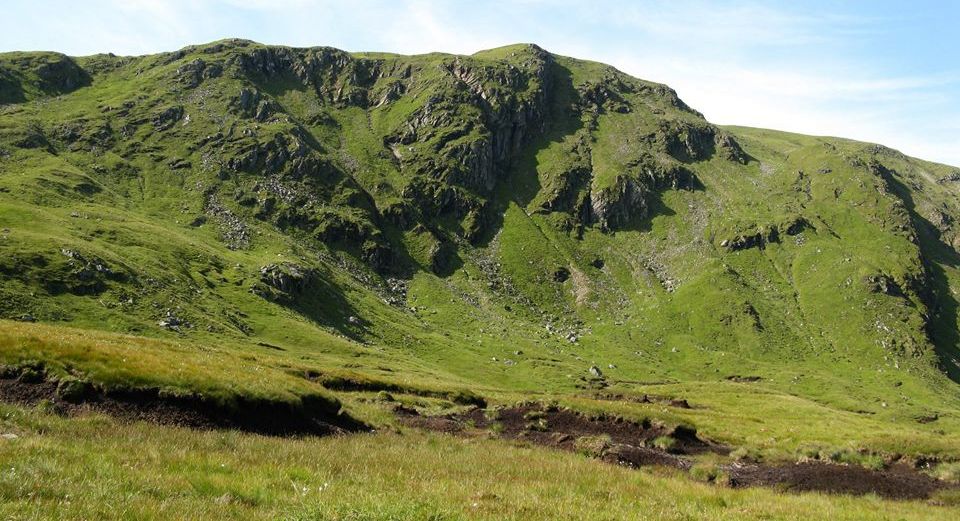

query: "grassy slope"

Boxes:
[1, 41, 960, 517]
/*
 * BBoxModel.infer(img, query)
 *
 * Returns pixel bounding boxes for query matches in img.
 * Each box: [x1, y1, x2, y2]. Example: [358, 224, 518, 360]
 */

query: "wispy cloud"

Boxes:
[600, 1, 881, 47]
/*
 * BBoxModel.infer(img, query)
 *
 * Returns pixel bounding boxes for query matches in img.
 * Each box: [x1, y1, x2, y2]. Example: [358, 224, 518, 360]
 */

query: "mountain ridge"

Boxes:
[1, 38, 959, 455]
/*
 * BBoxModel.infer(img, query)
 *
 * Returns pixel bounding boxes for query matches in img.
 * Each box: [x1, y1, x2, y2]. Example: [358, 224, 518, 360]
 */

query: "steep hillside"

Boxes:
[1, 39, 960, 470]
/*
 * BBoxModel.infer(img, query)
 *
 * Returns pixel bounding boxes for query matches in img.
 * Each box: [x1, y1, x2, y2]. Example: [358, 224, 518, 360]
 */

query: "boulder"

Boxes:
[258, 263, 315, 295]
[152, 106, 184, 131]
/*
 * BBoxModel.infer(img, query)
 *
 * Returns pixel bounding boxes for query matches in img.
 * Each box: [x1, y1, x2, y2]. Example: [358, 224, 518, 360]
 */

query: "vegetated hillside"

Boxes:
[1, 38, 959, 431]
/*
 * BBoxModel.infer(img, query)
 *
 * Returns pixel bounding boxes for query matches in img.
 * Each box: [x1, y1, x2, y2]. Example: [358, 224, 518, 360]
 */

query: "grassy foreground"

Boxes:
[3, 318, 959, 464]
[1, 319, 957, 519]
[0, 402, 957, 521]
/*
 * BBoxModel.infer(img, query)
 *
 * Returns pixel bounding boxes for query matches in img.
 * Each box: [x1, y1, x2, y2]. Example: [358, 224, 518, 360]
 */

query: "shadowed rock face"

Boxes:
[590, 175, 650, 230]
[588, 161, 702, 230]
[383, 50, 552, 206]
[0, 52, 90, 103]
[34, 55, 90, 93]
[259, 263, 316, 296]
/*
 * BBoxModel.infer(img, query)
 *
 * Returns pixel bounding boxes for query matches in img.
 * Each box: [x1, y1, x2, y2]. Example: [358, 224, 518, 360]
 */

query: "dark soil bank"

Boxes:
[0, 373, 366, 436]
[399, 403, 954, 501]
[726, 461, 949, 501]
[399, 403, 720, 470]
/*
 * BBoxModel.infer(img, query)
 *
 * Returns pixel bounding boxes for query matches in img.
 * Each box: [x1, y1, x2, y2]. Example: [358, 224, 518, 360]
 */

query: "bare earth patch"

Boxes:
[399, 402, 720, 470]
[399, 403, 957, 501]
[726, 461, 949, 501]
[0, 375, 367, 436]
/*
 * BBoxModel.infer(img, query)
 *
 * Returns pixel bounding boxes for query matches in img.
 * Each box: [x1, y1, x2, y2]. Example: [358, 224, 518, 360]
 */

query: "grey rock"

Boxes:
[159, 312, 189, 331]
[152, 106, 184, 131]
[258, 263, 315, 295]
[175, 58, 221, 88]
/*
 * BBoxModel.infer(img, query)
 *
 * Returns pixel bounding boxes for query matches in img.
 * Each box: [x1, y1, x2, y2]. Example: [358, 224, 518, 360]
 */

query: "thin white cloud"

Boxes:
[375, 0, 511, 55]
[605, 2, 873, 46]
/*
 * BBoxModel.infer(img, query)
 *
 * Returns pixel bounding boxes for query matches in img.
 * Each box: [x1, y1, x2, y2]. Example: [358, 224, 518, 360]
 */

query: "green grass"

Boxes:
[1, 402, 957, 520]
[0, 320, 341, 410]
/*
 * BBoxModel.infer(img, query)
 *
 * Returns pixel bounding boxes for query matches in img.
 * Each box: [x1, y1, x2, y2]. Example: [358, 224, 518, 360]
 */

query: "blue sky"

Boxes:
[4, 0, 959, 166]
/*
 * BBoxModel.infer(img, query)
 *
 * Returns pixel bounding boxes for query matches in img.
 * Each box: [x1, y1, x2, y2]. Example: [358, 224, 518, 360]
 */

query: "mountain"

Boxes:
[1, 40, 960, 517]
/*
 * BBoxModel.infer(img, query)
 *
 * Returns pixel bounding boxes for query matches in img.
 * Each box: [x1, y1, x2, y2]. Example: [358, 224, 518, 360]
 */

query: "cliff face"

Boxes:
[158, 41, 748, 249]
[2, 40, 960, 410]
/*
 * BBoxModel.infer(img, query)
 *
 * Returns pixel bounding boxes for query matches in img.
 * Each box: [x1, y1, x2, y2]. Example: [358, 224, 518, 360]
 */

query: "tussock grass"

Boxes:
[0, 403, 955, 520]
[0, 320, 341, 413]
